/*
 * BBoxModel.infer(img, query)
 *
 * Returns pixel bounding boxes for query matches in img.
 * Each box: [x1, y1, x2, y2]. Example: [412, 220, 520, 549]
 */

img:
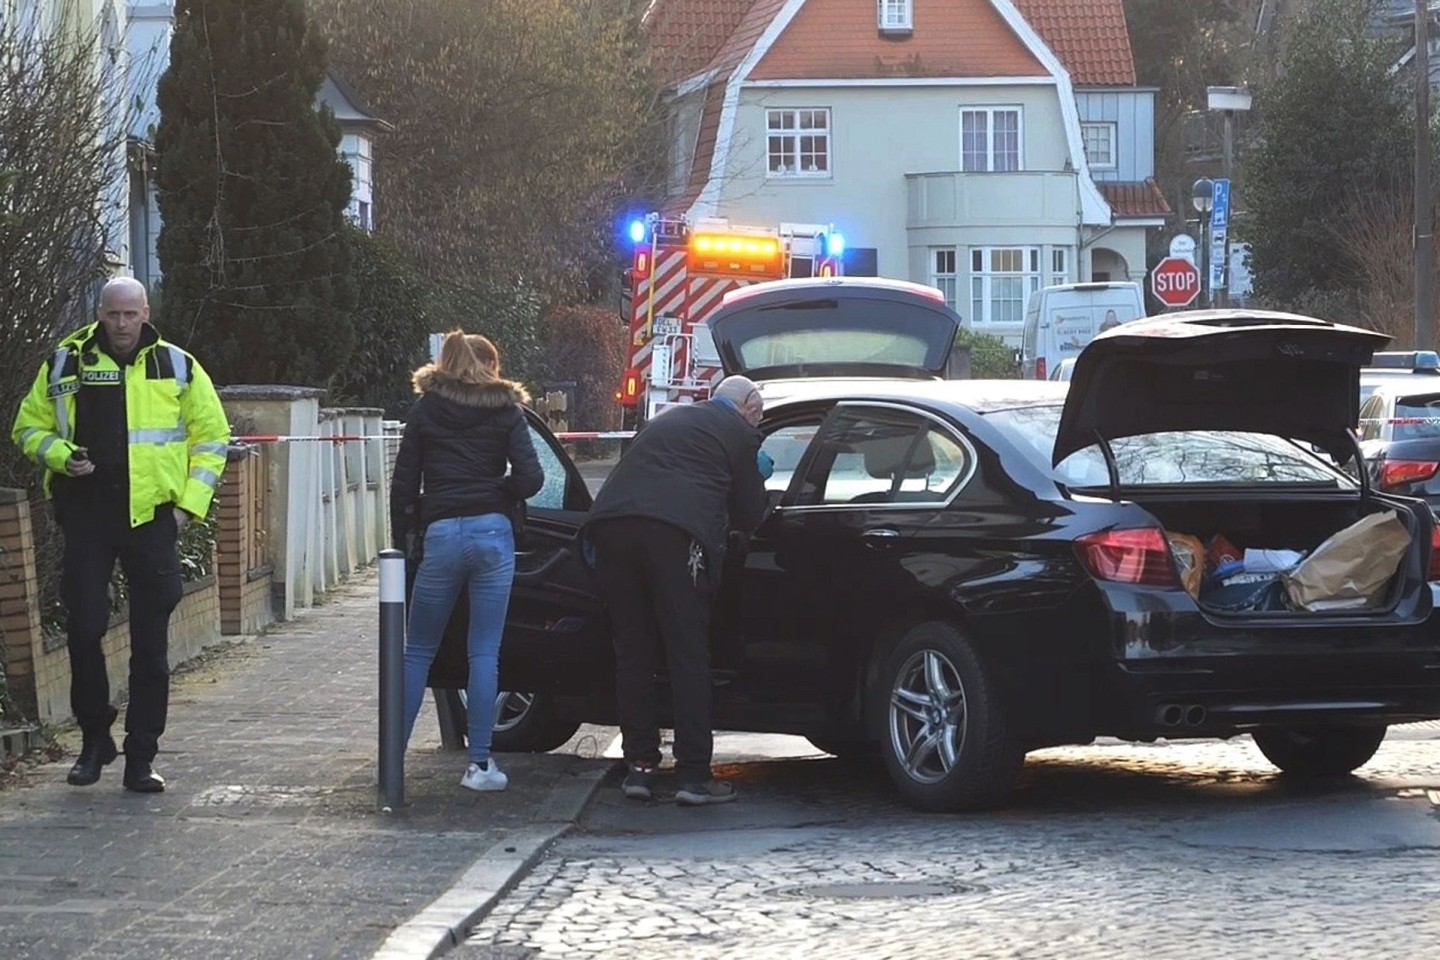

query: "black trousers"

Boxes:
[588, 518, 716, 783]
[60, 503, 183, 763]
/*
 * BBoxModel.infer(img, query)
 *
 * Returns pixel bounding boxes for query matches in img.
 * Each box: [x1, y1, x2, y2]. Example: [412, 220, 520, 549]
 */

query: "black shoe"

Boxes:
[66, 735, 118, 786]
[621, 762, 657, 801]
[122, 761, 166, 794]
[675, 779, 737, 806]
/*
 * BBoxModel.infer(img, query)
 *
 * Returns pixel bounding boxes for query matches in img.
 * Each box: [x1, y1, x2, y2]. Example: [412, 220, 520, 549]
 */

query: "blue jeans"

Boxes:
[403, 514, 516, 764]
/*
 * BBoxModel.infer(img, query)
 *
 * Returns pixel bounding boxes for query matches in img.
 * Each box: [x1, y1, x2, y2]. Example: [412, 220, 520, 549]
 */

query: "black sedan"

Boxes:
[443, 293, 1440, 811]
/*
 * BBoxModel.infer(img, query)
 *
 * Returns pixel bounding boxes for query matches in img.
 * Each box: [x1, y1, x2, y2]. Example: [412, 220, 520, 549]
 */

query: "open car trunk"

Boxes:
[1133, 494, 1427, 618]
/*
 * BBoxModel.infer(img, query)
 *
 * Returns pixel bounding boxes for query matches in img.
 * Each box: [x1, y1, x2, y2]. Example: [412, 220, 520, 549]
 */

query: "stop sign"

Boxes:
[1150, 256, 1201, 308]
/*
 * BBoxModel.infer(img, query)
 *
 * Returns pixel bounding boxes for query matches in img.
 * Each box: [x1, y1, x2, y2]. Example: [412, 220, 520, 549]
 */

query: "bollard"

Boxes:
[378, 549, 407, 811]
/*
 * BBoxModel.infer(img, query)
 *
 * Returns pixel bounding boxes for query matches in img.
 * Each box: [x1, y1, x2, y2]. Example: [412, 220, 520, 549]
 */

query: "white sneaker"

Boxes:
[460, 760, 508, 792]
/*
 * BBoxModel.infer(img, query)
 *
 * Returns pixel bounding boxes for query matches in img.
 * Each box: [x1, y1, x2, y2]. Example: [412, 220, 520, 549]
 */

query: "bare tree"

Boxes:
[0, 2, 135, 654]
[1339, 184, 1440, 344]
[0, 2, 132, 488]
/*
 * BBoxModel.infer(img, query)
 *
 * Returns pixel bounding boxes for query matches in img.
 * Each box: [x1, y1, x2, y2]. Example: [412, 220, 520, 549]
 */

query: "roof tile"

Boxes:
[1099, 179, 1172, 218]
[1011, 0, 1136, 86]
[644, 0, 760, 86]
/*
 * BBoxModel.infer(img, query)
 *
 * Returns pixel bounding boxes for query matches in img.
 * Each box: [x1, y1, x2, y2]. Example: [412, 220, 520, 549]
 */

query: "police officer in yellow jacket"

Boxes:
[10, 278, 230, 793]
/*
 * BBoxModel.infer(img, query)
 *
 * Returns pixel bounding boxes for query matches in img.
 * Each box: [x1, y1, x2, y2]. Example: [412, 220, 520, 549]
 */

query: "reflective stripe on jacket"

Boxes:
[10, 322, 231, 526]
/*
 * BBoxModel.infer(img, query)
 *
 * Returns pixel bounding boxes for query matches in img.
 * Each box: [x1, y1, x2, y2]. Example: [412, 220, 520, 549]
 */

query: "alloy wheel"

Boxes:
[888, 649, 968, 784]
[492, 692, 535, 733]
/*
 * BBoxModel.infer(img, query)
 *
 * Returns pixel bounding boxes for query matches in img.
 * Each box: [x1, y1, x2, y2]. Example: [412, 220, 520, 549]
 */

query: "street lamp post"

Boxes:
[1417, 1, 1434, 350]
[1206, 86, 1252, 308]
[1192, 178, 1215, 310]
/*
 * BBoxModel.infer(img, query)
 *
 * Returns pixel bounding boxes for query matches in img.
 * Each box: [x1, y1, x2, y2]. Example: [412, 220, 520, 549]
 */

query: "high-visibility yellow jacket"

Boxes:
[10, 322, 231, 526]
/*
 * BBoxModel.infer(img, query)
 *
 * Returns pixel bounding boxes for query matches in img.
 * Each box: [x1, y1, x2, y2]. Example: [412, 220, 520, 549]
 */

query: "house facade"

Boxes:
[9, 0, 133, 275]
[647, 0, 1169, 343]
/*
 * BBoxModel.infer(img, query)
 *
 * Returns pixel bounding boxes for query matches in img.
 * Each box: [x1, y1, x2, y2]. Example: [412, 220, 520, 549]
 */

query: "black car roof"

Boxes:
[761, 377, 1068, 415]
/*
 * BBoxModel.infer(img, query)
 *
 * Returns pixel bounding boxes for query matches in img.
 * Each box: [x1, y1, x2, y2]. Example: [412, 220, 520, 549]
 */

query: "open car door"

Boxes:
[423, 412, 612, 697]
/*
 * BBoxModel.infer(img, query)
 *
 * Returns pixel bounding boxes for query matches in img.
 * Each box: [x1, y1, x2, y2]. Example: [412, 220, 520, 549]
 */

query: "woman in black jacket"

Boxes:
[390, 331, 544, 792]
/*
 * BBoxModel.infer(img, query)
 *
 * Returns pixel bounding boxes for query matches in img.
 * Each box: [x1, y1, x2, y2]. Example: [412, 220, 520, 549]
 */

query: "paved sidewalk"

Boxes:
[0, 572, 610, 960]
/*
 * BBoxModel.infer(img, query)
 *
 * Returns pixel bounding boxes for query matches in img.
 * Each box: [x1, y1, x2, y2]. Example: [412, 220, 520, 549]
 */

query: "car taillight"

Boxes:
[1035, 356, 1047, 380]
[1429, 525, 1440, 581]
[1378, 459, 1440, 491]
[1075, 528, 1181, 587]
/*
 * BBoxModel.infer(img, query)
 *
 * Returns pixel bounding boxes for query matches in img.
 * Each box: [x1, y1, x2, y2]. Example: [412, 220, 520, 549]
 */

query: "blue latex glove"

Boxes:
[756, 449, 775, 480]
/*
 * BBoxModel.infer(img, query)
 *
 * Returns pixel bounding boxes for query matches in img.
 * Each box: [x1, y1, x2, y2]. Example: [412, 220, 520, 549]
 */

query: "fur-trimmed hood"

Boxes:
[412, 365, 530, 408]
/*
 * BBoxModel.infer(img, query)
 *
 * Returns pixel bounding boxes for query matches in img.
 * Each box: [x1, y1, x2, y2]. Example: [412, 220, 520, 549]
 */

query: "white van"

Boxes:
[1020, 281, 1145, 380]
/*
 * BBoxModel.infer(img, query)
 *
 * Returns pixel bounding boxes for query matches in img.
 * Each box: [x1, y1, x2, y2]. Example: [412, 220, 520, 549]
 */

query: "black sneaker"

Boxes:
[622, 763, 657, 801]
[675, 779, 737, 806]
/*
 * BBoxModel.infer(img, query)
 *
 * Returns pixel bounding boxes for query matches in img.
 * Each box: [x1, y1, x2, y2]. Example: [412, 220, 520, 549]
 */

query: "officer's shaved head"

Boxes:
[97, 276, 151, 357]
[100, 276, 149, 308]
[715, 375, 763, 426]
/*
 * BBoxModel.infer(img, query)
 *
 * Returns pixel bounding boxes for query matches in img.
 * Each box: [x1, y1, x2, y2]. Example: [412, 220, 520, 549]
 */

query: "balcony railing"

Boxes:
[905, 171, 1081, 228]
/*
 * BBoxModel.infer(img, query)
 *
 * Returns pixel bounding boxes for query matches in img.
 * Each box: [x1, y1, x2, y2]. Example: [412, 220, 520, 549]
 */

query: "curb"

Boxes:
[371, 762, 611, 960]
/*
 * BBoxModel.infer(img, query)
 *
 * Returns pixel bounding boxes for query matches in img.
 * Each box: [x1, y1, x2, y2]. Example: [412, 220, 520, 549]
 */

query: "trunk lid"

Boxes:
[706, 277, 959, 383]
[1054, 310, 1390, 466]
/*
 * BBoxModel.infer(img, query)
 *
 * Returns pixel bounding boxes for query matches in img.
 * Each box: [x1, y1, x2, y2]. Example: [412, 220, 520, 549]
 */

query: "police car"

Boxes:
[1357, 351, 1440, 509]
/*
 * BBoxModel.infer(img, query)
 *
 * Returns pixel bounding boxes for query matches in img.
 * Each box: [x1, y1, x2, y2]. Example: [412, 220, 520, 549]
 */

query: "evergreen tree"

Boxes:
[1241, 0, 1411, 306]
[155, 0, 355, 387]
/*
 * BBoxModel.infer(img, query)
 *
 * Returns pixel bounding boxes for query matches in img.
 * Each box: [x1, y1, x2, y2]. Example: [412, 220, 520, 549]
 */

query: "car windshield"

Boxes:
[1392, 393, 1440, 440]
[988, 404, 1350, 489]
[737, 327, 932, 371]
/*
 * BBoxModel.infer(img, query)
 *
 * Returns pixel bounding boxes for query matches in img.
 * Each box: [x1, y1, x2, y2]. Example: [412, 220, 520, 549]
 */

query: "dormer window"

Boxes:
[878, 0, 912, 35]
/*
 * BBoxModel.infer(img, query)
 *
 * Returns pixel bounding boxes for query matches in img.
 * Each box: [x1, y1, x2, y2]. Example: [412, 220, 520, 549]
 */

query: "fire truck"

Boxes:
[618, 214, 844, 428]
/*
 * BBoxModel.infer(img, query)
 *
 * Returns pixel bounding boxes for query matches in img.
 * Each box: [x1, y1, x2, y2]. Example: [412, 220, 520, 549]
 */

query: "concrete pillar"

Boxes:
[218, 386, 325, 620]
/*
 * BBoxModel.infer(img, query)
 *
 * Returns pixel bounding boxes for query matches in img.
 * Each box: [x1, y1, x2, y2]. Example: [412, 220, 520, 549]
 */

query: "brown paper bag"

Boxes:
[1281, 510, 1411, 611]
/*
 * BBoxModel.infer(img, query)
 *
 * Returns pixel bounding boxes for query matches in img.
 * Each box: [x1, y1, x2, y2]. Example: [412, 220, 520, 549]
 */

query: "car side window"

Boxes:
[1357, 395, 1384, 442]
[759, 421, 822, 493]
[525, 423, 569, 510]
[798, 409, 930, 506]
[907, 427, 972, 501]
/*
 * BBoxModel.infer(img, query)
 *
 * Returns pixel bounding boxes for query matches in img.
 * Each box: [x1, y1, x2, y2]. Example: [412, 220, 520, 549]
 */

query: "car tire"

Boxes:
[487, 692, 581, 754]
[1251, 725, 1387, 777]
[877, 621, 1022, 812]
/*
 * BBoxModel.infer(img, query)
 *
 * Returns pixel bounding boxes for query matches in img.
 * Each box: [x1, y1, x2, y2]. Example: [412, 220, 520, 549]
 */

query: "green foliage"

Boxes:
[1240, 0, 1411, 305]
[532, 305, 628, 432]
[310, 0, 662, 301]
[328, 226, 432, 417]
[424, 281, 545, 386]
[155, 0, 356, 388]
[956, 329, 1020, 379]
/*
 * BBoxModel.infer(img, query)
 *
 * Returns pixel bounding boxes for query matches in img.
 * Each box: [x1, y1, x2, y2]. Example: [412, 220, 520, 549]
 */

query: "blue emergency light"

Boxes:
[825, 232, 846, 258]
[628, 219, 648, 245]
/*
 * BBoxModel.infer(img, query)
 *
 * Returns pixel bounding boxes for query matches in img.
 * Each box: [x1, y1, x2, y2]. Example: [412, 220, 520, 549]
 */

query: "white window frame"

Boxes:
[969, 246, 1041, 325]
[929, 248, 958, 312]
[877, 0, 913, 32]
[766, 108, 832, 179]
[1050, 247, 1069, 286]
[960, 107, 1023, 173]
[1081, 121, 1117, 170]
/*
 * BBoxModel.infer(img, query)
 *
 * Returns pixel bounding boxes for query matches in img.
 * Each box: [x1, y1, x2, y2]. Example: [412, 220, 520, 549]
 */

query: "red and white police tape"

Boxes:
[233, 431, 636, 444]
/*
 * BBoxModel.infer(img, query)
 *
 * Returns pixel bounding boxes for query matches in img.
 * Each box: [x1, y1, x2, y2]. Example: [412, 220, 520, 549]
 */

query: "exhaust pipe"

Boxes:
[1154, 703, 1208, 727]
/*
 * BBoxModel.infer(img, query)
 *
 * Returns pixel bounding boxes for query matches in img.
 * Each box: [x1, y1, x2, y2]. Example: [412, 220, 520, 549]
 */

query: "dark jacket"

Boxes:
[390, 367, 544, 549]
[584, 399, 767, 563]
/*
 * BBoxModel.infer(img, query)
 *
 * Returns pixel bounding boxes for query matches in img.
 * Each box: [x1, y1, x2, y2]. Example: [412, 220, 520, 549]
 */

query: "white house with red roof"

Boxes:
[645, 0, 1170, 342]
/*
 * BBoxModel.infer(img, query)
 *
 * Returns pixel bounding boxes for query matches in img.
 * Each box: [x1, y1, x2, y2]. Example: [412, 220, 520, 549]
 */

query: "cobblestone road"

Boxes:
[458, 732, 1440, 959]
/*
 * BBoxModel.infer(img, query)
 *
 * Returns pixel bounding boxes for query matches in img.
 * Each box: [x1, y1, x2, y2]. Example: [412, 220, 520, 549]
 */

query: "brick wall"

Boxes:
[2, 454, 276, 725]
[216, 448, 274, 635]
[0, 490, 42, 718]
